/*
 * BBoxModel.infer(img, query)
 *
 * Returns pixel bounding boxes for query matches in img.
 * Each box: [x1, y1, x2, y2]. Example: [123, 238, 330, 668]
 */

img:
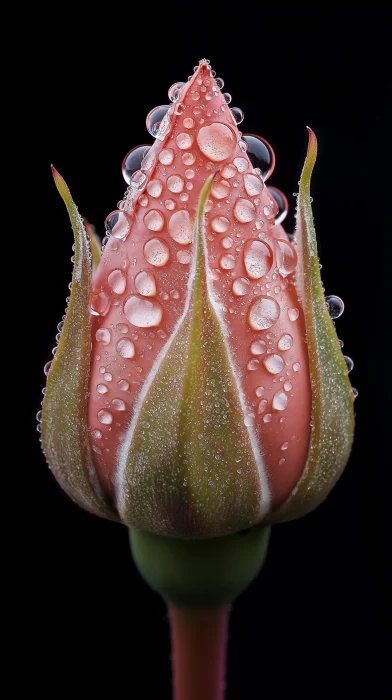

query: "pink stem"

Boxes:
[169, 605, 230, 700]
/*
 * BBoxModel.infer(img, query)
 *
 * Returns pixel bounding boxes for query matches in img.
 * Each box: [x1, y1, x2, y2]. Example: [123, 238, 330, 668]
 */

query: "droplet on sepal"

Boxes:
[326, 295, 344, 319]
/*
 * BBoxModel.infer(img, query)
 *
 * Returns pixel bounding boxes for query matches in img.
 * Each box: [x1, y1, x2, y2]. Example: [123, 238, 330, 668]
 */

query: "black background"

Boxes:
[13, 7, 389, 699]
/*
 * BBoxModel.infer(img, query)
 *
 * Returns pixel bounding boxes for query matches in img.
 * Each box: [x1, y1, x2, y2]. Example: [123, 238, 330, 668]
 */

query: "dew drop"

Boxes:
[197, 123, 236, 162]
[326, 295, 344, 319]
[112, 398, 126, 411]
[223, 92, 232, 104]
[211, 180, 230, 200]
[98, 409, 113, 425]
[221, 164, 237, 179]
[248, 296, 280, 330]
[276, 239, 298, 277]
[176, 133, 193, 150]
[144, 238, 170, 267]
[221, 236, 233, 249]
[272, 390, 288, 411]
[344, 355, 354, 373]
[250, 339, 267, 355]
[247, 358, 260, 371]
[147, 179, 163, 198]
[244, 413, 255, 427]
[168, 82, 185, 102]
[118, 379, 130, 391]
[281, 441, 289, 450]
[181, 192, 190, 200]
[219, 254, 236, 270]
[167, 175, 184, 193]
[255, 386, 265, 397]
[135, 270, 157, 297]
[269, 187, 288, 224]
[233, 157, 248, 173]
[138, 194, 149, 207]
[288, 307, 299, 322]
[177, 249, 191, 265]
[159, 148, 174, 165]
[257, 399, 268, 414]
[144, 210, 164, 232]
[284, 381, 292, 391]
[352, 387, 359, 399]
[103, 372, 113, 382]
[117, 323, 129, 334]
[116, 338, 136, 358]
[293, 362, 301, 372]
[234, 198, 256, 223]
[130, 170, 147, 190]
[244, 239, 273, 279]
[124, 296, 163, 328]
[244, 173, 264, 197]
[91, 429, 102, 439]
[211, 216, 230, 233]
[185, 169, 195, 179]
[89, 289, 111, 316]
[168, 210, 193, 245]
[122, 145, 151, 185]
[105, 210, 131, 241]
[95, 328, 111, 345]
[242, 135, 275, 180]
[230, 107, 244, 124]
[96, 384, 108, 394]
[232, 277, 250, 296]
[165, 199, 176, 210]
[146, 105, 170, 137]
[183, 117, 194, 129]
[182, 152, 196, 165]
[263, 354, 284, 374]
[108, 269, 126, 295]
[278, 334, 293, 351]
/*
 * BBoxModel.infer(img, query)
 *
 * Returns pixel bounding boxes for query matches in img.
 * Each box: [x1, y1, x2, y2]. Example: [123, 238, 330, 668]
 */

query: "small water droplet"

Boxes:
[168, 82, 185, 102]
[146, 105, 170, 137]
[255, 386, 265, 397]
[177, 249, 191, 265]
[103, 372, 113, 382]
[108, 269, 126, 295]
[96, 383, 108, 394]
[242, 134, 275, 180]
[144, 210, 165, 232]
[269, 187, 288, 224]
[293, 362, 301, 372]
[176, 132, 193, 150]
[95, 328, 111, 345]
[105, 211, 131, 240]
[234, 198, 256, 223]
[272, 390, 288, 411]
[352, 387, 358, 399]
[233, 157, 248, 173]
[165, 199, 176, 211]
[159, 148, 174, 165]
[278, 333, 293, 351]
[211, 216, 230, 233]
[344, 355, 354, 373]
[166, 175, 184, 193]
[118, 379, 130, 391]
[276, 239, 298, 277]
[124, 296, 163, 328]
[182, 152, 196, 165]
[281, 441, 289, 450]
[89, 289, 111, 316]
[326, 295, 344, 319]
[91, 429, 102, 439]
[112, 398, 126, 411]
[116, 338, 136, 358]
[244, 413, 255, 427]
[211, 180, 230, 200]
[183, 117, 194, 129]
[221, 236, 233, 249]
[36, 409, 42, 422]
[220, 254, 236, 270]
[223, 92, 232, 104]
[168, 210, 193, 245]
[98, 409, 113, 425]
[248, 296, 280, 331]
[247, 358, 260, 370]
[288, 307, 299, 322]
[244, 239, 273, 279]
[197, 122, 236, 162]
[232, 277, 250, 296]
[230, 107, 244, 124]
[185, 169, 195, 180]
[279, 458, 286, 465]
[284, 381, 292, 391]
[147, 179, 163, 198]
[263, 413, 272, 423]
[263, 354, 285, 374]
[244, 173, 264, 197]
[122, 145, 151, 184]
[135, 270, 157, 297]
[250, 339, 267, 355]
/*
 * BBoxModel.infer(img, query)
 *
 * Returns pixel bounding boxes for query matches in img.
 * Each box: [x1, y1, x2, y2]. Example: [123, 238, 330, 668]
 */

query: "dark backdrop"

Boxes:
[13, 7, 389, 699]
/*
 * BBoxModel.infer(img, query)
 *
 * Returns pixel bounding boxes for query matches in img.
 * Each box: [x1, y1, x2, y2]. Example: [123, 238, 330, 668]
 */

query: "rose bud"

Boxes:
[40, 59, 354, 541]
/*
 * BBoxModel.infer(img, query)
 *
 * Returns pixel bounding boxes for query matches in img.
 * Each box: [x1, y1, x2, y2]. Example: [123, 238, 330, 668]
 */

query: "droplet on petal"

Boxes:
[122, 145, 151, 185]
[135, 270, 157, 297]
[144, 238, 170, 267]
[244, 173, 264, 197]
[250, 339, 267, 355]
[147, 180, 163, 198]
[167, 175, 184, 193]
[177, 249, 191, 265]
[248, 296, 280, 330]
[116, 338, 136, 359]
[211, 216, 230, 233]
[96, 384, 108, 395]
[244, 239, 273, 279]
[272, 390, 288, 411]
[263, 354, 285, 374]
[95, 328, 111, 345]
[168, 210, 193, 245]
[112, 398, 126, 411]
[219, 254, 236, 270]
[278, 333, 293, 351]
[276, 239, 298, 277]
[108, 269, 126, 295]
[288, 307, 299, 322]
[231, 107, 244, 124]
[146, 106, 170, 137]
[159, 148, 174, 165]
[234, 198, 256, 223]
[89, 289, 111, 316]
[98, 409, 113, 425]
[232, 277, 250, 296]
[118, 379, 130, 391]
[176, 133, 193, 150]
[197, 123, 236, 162]
[211, 180, 230, 200]
[105, 211, 131, 240]
[124, 296, 163, 328]
[144, 210, 164, 232]
[269, 187, 288, 224]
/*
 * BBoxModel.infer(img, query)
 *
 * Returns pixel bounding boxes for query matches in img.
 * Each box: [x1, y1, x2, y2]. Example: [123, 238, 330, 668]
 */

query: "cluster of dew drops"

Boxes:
[37, 59, 357, 438]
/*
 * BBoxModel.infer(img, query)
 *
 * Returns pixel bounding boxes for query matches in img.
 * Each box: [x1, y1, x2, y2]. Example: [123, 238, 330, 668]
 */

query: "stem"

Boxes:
[169, 605, 230, 700]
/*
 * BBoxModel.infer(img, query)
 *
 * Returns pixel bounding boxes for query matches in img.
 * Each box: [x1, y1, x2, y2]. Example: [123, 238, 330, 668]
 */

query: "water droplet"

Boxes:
[159, 148, 174, 165]
[221, 164, 236, 179]
[242, 135, 275, 180]
[269, 187, 288, 224]
[197, 123, 236, 162]
[244, 413, 255, 427]
[146, 105, 170, 137]
[279, 458, 285, 465]
[211, 180, 231, 200]
[167, 175, 184, 193]
[124, 296, 163, 328]
[170, 289, 180, 300]
[165, 199, 176, 210]
[138, 194, 149, 207]
[185, 169, 195, 180]
[248, 296, 280, 330]
[284, 381, 292, 392]
[232, 277, 250, 296]
[108, 269, 126, 295]
[263, 413, 272, 423]
[144, 238, 170, 266]
[182, 152, 196, 165]
[122, 145, 151, 184]
[223, 92, 232, 104]
[168, 210, 193, 245]
[221, 236, 233, 249]
[326, 295, 344, 319]
[105, 211, 131, 240]
[168, 82, 185, 102]
[89, 289, 111, 316]
[36, 409, 42, 422]
[278, 334, 293, 351]
[135, 270, 157, 297]
[96, 384, 108, 394]
[232, 157, 247, 173]
[293, 362, 301, 372]
[177, 249, 191, 265]
[117, 323, 129, 334]
[103, 372, 113, 382]
[174, 102, 185, 115]
[112, 398, 126, 411]
[272, 390, 288, 411]
[183, 117, 194, 129]
[91, 429, 102, 439]
[211, 216, 230, 233]
[275, 239, 298, 277]
[147, 179, 163, 198]
[118, 379, 130, 391]
[116, 338, 136, 358]
[255, 386, 265, 397]
[230, 107, 244, 124]
[176, 133, 193, 150]
[288, 307, 299, 322]
[244, 173, 264, 197]
[181, 191, 190, 200]
[98, 409, 113, 425]
[352, 387, 358, 399]
[144, 210, 164, 232]
[251, 339, 267, 355]
[247, 358, 260, 370]
[244, 239, 273, 279]
[95, 328, 111, 345]
[263, 354, 284, 374]
[220, 254, 236, 270]
[344, 355, 354, 372]
[234, 198, 256, 223]
[281, 441, 289, 450]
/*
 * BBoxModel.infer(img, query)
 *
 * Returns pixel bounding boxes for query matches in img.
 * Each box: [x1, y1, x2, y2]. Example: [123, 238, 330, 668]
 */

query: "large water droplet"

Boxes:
[197, 123, 236, 162]
[278, 333, 293, 351]
[234, 198, 256, 223]
[344, 355, 354, 372]
[168, 210, 193, 245]
[124, 296, 163, 328]
[230, 107, 244, 124]
[219, 254, 236, 270]
[176, 133, 193, 150]
[116, 338, 136, 358]
[122, 145, 151, 185]
[167, 175, 184, 193]
[108, 269, 126, 295]
[135, 270, 157, 297]
[105, 211, 131, 240]
[244, 239, 273, 279]
[144, 238, 170, 266]
[168, 82, 185, 102]
[263, 354, 285, 374]
[250, 339, 267, 355]
[275, 239, 298, 277]
[89, 289, 111, 316]
[242, 135, 275, 180]
[147, 179, 163, 198]
[112, 398, 126, 411]
[95, 328, 111, 345]
[244, 173, 264, 197]
[98, 409, 113, 425]
[211, 216, 230, 233]
[232, 277, 250, 296]
[326, 295, 344, 319]
[269, 187, 288, 224]
[144, 210, 165, 232]
[248, 296, 280, 330]
[272, 390, 288, 410]
[159, 148, 174, 165]
[146, 106, 170, 137]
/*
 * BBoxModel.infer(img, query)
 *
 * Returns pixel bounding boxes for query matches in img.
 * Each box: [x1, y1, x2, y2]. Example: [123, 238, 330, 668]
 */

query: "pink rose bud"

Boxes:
[40, 60, 354, 537]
